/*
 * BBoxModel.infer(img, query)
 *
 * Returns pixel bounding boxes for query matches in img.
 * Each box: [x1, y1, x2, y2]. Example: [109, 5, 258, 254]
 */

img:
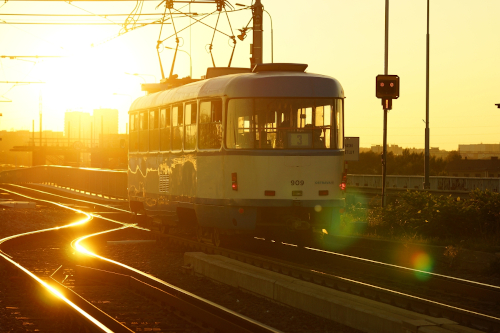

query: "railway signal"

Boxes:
[376, 75, 399, 101]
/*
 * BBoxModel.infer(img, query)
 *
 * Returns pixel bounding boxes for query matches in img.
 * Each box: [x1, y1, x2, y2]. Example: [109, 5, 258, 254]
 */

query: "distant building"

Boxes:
[459, 143, 500, 160]
[371, 144, 404, 155]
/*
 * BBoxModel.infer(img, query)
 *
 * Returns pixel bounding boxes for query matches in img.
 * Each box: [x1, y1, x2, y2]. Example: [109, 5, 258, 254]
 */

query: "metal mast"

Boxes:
[424, 0, 430, 189]
[381, 0, 389, 207]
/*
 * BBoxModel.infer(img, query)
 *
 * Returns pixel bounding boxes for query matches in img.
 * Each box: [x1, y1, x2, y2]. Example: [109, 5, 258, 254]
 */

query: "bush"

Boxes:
[367, 190, 500, 241]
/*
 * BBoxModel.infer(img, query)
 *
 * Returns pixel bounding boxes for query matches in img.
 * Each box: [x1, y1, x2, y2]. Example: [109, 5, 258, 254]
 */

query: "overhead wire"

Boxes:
[65, 1, 121, 26]
[0, 18, 65, 50]
[1, 59, 39, 101]
[1, 1, 250, 78]
[0, 7, 247, 28]
[121, 0, 145, 34]
[0, 12, 197, 17]
[0, 21, 168, 25]
[162, 7, 229, 43]
[0, 7, 246, 17]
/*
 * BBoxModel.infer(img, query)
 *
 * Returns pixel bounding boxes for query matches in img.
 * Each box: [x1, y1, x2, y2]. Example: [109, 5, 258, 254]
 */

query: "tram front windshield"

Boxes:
[227, 98, 343, 150]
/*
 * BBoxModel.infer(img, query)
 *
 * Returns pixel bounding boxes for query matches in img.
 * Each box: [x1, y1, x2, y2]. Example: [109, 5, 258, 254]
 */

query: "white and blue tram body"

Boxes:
[128, 63, 345, 241]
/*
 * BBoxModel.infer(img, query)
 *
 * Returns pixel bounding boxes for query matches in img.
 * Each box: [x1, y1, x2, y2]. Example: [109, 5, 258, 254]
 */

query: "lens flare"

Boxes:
[411, 251, 434, 280]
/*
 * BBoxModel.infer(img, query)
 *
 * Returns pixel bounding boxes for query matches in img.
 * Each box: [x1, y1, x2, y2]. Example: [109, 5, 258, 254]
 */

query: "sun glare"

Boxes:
[33, 26, 143, 124]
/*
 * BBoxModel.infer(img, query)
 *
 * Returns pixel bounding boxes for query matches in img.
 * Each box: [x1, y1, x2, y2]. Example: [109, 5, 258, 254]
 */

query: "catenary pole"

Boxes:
[424, 0, 430, 189]
[382, 0, 389, 207]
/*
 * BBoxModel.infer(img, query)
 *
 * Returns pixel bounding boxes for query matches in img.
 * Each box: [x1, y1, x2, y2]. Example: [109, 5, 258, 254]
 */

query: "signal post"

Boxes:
[377, 0, 400, 207]
[376, 74, 400, 207]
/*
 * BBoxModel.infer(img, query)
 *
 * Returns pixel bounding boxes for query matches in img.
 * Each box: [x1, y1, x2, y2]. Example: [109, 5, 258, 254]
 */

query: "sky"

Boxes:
[0, 0, 499, 151]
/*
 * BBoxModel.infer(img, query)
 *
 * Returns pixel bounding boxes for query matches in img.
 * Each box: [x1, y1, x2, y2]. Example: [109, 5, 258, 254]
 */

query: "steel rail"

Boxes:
[0, 186, 279, 332]
[72, 226, 282, 333]
[0, 211, 126, 332]
[5, 184, 500, 331]
[0, 252, 118, 332]
[162, 235, 500, 332]
[305, 245, 500, 305]
[50, 265, 134, 333]
[5, 184, 134, 215]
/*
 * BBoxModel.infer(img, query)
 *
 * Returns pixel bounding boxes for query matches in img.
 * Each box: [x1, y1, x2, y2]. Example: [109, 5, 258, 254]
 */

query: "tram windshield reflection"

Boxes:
[226, 98, 343, 150]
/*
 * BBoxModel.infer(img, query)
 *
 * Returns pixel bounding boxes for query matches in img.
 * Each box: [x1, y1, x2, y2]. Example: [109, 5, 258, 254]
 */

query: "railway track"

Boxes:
[97, 231, 498, 332]
[2, 184, 500, 332]
[0, 186, 282, 333]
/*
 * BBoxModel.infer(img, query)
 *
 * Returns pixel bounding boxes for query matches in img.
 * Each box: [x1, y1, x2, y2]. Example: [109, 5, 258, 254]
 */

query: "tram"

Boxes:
[128, 63, 346, 245]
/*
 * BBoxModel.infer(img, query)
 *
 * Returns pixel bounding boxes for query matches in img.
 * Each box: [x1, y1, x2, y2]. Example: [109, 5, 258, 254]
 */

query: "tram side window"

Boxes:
[150, 109, 159, 129]
[314, 104, 331, 149]
[139, 111, 149, 152]
[149, 109, 160, 151]
[129, 113, 139, 152]
[227, 99, 254, 149]
[199, 99, 222, 149]
[160, 107, 171, 151]
[172, 105, 184, 150]
[130, 114, 135, 131]
[184, 102, 197, 150]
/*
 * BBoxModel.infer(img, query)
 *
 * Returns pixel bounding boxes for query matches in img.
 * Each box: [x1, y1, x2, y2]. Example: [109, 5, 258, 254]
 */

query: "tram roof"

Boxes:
[129, 70, 344, 112]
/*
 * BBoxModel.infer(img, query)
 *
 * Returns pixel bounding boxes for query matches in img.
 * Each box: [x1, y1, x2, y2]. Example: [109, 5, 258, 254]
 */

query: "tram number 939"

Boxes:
[291, 180, 304, 186]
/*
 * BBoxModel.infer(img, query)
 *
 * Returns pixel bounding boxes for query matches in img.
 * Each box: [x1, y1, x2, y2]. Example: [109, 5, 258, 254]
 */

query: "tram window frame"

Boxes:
[172, 104, 184, 151]
[160, 107, 171, 152]
[184, 102, 197, 151]
[199, 99, 223, 150]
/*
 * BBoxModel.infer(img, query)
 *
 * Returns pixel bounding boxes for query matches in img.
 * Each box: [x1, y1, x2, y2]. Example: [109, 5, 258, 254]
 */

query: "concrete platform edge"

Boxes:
[183, 252, 484, 333]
